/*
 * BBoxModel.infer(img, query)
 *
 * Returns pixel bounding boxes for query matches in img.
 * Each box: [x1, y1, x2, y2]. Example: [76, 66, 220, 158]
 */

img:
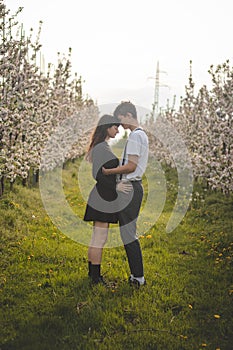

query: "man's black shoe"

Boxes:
[128, 276, 146, 288]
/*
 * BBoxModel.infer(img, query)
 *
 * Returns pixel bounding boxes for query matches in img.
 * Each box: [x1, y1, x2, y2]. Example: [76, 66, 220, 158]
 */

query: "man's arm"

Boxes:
[102, 155, 138, 175]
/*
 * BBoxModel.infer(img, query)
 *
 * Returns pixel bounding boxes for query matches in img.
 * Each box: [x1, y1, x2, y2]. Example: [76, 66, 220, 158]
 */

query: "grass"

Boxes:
[0, 158, 233, 350]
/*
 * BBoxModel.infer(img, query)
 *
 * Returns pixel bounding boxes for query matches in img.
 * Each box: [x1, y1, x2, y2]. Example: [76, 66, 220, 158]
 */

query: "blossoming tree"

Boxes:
[0, 1, 98, 195]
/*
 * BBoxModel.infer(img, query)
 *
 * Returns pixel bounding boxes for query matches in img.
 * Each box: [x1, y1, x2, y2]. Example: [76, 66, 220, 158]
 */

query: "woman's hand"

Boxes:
[116, 181, 133, 194]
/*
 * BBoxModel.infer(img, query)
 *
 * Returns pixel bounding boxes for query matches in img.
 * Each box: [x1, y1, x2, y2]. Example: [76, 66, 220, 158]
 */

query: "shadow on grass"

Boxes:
[1, 277, 140, 350]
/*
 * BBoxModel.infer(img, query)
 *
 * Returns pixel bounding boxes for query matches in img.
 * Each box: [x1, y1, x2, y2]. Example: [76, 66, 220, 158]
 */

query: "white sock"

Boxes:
[133, 276, 145, 285]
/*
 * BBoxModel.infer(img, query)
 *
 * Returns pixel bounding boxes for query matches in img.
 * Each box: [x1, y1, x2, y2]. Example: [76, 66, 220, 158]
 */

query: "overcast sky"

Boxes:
[4, 0, 233, 112]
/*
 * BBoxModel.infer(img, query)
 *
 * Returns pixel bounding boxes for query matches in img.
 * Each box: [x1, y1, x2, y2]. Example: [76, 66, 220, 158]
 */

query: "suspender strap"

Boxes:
[120, 140, 128, 180]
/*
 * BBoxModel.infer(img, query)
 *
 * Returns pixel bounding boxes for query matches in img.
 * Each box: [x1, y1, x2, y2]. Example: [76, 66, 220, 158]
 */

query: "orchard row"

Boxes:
[147, 61, 233, 194]
[0, 1, 98, 195]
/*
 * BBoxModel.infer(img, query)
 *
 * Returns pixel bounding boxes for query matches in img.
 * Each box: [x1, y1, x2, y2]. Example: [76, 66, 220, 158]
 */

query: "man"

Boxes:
[103, 101, 149, 287]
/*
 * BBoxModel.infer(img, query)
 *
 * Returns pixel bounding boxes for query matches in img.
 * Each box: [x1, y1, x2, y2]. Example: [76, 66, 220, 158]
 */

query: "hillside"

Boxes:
[0, 159, 233, 350]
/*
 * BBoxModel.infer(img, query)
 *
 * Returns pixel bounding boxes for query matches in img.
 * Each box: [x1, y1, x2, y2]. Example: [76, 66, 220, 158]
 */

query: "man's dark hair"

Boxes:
[113, 101, 137, 120]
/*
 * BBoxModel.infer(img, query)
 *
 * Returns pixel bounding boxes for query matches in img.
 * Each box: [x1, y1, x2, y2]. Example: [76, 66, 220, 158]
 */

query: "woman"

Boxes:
[84, 114, 131, 285]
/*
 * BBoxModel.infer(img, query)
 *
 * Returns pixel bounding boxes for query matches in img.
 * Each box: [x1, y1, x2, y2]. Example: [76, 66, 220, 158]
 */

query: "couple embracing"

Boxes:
[84, 101, 149, 287]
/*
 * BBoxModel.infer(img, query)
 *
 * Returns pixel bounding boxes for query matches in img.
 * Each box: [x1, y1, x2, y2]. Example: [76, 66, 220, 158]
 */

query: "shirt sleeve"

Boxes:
[126, 132, 142, 156]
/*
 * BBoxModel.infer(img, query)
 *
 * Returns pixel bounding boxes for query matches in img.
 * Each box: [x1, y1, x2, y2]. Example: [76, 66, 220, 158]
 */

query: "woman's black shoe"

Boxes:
[92, 275, 108, 286]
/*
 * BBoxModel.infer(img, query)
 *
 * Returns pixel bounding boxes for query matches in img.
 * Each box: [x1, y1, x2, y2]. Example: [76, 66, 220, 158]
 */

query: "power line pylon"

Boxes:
[148, 61, 169, 121]
[152, 61, 160, 119]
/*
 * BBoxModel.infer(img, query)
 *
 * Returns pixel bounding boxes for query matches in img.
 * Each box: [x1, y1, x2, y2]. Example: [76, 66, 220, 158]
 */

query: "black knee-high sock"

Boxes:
[124, 240, 144, 277]
[91, 264, 101, 283]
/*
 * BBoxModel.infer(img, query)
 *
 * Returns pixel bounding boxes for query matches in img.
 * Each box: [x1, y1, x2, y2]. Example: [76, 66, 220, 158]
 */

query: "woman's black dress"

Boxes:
[84, 141, 119, 223]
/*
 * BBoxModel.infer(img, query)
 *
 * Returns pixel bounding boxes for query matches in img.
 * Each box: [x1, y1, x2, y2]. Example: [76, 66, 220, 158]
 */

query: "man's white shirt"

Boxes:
[121, 128, 149, 181]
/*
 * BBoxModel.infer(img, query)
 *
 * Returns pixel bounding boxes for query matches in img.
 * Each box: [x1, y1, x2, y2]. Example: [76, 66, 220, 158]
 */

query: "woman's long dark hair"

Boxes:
[86, 114, 120, 162]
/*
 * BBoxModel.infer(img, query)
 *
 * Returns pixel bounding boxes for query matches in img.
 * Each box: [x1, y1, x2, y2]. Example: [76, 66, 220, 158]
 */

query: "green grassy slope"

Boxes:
[0, 159, 233, 350]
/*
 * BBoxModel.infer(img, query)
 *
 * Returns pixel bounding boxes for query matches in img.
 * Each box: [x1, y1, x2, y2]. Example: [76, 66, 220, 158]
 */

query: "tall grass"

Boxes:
[0, 158, 233, 350]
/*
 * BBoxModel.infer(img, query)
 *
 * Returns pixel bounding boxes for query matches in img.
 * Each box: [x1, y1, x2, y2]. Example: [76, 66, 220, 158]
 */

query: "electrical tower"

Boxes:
[152, 61, 160, 119]
[148, 61, 168, 121]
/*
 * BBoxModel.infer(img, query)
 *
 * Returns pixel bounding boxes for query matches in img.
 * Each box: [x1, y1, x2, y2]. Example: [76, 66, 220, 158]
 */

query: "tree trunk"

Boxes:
[32, 169, 39, 186]
[0, 176, 4, 197]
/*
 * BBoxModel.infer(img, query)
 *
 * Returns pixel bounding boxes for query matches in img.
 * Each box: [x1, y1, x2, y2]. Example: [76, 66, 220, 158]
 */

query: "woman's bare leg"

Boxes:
[88, 221, 109, 264]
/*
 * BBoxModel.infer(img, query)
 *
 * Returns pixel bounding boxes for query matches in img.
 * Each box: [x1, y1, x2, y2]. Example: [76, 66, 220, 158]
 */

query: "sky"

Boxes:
[4, 0, 233, 114]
